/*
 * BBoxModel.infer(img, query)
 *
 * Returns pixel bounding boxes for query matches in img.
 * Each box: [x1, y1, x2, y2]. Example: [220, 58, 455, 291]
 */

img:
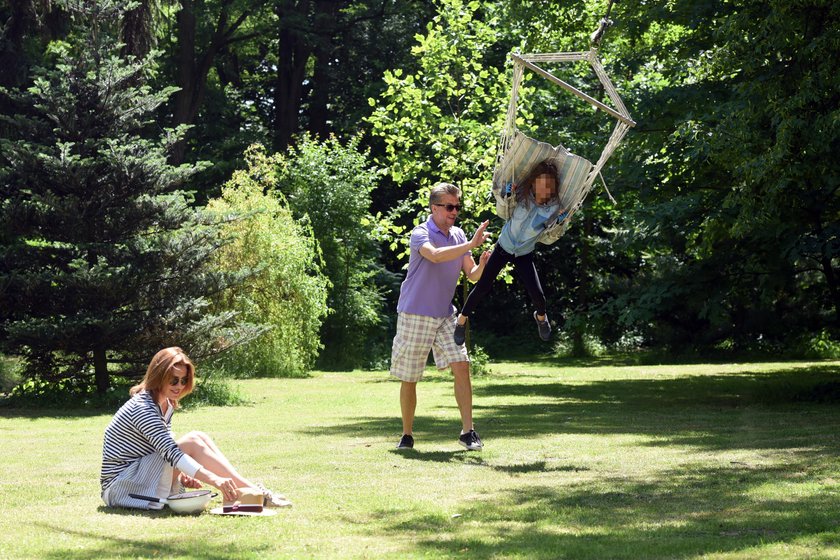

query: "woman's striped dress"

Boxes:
[100, 390, 201, 509]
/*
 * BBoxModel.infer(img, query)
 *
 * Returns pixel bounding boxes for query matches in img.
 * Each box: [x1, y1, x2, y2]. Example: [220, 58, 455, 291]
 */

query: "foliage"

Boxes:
[593, 0, 840, 349]
[1, 0, 838, 368]
[467, 343, 493, 376]
[182, 371, 247, 408]
[206, 144, 329, 378]
[276, 133, 394, 370]
[0, 1, 260, 393]
[472, 0, 840, 352]
[367, 0, 509, 255]
[798, 329, 840, 360]
[552, 331, 607, 359]
[3, 377, 130, 409]
[1, 370, 244, 409]
[0, 354, 21, 394]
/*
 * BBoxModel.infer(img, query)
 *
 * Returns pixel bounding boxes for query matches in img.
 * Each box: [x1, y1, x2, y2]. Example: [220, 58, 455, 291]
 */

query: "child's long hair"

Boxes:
[130, 347, 195, 406]
[515, 160, 561, 208]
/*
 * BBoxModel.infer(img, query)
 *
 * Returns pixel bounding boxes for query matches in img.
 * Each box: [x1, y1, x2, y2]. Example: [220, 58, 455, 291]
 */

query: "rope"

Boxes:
[590, 0, 616, 48]
[493, 0, 632, 221]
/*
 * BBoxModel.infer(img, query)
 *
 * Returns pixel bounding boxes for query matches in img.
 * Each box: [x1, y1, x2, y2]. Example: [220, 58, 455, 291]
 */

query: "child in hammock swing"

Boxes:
[454, 160, 569, 345]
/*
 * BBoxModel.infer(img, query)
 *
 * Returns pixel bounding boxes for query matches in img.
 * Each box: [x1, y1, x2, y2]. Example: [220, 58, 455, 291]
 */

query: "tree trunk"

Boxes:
[94, 345, 109, 395]
[308, 39, 332, 139]
[121, 0, 153, 59]
[170, 0, 198, 164]
[820, 254, 840, 326]
[273, 1, 313, 151]
[572, 216, 592, 357]
[307, 0, 341, 139]
[171, 0, 247, 163]
[0, 1, 36, 88]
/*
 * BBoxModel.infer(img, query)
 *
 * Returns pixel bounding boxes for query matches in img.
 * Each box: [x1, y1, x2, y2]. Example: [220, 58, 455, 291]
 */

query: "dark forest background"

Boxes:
[1, 0, 838, 398]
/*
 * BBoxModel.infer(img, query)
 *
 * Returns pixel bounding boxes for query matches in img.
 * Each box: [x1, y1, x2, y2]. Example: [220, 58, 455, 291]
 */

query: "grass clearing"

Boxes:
[2, 360, 840, 559]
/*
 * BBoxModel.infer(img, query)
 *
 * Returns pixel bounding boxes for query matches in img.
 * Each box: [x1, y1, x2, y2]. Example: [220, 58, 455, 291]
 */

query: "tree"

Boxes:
[169, 0, 267, 164]
[276, 133, 392, 369]
[0, 0, 256, 393]
[594, 0, 840, 349]
[207, 144, 329, 377]
[367, 0, 508, 268]
[0, 0, 71, 89]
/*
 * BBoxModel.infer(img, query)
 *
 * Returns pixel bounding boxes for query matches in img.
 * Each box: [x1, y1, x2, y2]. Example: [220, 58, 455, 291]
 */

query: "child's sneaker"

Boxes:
[453, 320, 467, 346]
[534, 311, 551, 341]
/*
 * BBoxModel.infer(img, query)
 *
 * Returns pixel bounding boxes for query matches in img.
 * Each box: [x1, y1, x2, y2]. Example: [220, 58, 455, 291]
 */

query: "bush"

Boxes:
[3, 377, 130, 409]
[183, 364, 247, 408]
[552, 332, 608, 358]
[1, 368, 244, 410]
[276, 134, 389, 370]
[469, 344, 494, 376]
[207, 144, 329, 378]
[799, 329, 840, 360]
[0, 355, 21, 394]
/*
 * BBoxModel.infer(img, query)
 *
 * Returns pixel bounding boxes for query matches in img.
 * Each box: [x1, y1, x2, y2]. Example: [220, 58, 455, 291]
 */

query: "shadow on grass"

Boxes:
[31, 521, 273, 560]
[351, 460, 840, 559]
[390, 449, 590, 474]
[0, 406, 110, 419]
[302, 364, 840, 457]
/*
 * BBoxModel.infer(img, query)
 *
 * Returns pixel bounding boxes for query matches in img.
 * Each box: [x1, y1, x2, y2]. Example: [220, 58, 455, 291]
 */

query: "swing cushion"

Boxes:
[492, 131, 593, 245]
[493, 130, 593, 209]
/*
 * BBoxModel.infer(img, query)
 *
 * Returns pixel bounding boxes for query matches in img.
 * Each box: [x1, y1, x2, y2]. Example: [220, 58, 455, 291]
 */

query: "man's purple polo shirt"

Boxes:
[396, 215, 467, 318]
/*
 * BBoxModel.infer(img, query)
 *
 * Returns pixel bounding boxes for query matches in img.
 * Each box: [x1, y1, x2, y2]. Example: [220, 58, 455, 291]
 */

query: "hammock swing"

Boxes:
[492, 7, 636, 245]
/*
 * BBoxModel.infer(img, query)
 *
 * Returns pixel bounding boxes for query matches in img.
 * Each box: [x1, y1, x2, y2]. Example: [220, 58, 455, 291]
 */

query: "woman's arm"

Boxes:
[189, 467, 238, 501]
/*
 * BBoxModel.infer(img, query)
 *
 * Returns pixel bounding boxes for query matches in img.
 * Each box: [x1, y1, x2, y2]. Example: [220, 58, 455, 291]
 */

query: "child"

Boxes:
[454, 160, 567, 345]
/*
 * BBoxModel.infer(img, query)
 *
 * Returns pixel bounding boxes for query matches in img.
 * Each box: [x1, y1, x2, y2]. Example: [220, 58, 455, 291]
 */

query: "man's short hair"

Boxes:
[430, 182, 461, 206]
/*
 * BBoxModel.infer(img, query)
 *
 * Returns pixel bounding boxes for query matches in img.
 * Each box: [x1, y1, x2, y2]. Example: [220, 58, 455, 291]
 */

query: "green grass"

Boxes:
[2, 359, 840, 559]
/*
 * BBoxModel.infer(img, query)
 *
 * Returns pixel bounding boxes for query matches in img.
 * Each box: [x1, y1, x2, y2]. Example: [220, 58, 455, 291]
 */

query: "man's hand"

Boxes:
[479, 249, 491, 266]
[470, 220, 492, 249]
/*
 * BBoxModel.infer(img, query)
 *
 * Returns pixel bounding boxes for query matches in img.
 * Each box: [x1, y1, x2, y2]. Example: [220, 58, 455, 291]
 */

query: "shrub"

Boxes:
[553, 332, 608, 358]
[207, 144, 329, 377]
[0, 355, 21, 394]
[799, 329, 840, 360]
[276, 134, 389, 370]
[469, 344, 494, 376]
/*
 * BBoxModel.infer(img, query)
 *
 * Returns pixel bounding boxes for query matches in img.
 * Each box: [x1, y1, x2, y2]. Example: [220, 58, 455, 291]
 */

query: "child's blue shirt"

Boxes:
[498, 192, 565, 256]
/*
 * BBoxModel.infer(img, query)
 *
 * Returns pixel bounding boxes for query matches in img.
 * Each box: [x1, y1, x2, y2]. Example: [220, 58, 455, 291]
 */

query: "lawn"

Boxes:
[2, 359, 840, 559]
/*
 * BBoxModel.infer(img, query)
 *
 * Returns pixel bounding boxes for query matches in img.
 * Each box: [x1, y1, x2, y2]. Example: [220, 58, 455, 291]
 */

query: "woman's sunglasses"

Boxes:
[168, 375, 190, 386]
[434, 203, 461, 212]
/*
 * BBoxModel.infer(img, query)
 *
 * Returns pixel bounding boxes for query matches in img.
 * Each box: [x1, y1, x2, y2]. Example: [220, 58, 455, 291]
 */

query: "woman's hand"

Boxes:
[211, 475, 239, 501]
[178, 473, 202, 489]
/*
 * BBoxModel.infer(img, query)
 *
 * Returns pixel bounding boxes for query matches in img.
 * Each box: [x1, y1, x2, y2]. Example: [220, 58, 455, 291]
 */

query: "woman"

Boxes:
[100, 347, 290, 510]
[454, 160, 567, 345]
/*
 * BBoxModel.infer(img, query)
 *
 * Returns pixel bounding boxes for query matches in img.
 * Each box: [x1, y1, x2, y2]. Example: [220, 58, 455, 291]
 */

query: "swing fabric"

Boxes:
[492, 48, 635, 245]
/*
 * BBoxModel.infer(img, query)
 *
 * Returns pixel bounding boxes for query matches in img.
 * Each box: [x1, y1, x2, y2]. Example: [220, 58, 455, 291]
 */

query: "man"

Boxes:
[390, 182, 492, 451]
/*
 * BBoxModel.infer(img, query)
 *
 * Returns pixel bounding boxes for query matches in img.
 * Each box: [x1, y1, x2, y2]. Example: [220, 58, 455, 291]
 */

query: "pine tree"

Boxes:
[0, 1, 258, 394]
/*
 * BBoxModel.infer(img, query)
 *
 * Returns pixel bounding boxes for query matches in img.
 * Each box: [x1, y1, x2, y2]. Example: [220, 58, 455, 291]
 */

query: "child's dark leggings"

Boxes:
[460, 243, 546, 319]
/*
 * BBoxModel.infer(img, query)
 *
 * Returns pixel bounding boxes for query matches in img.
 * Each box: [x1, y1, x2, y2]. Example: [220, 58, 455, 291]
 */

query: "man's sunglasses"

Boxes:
[434, 203, 461, 212]
[168, 375, 189, 386]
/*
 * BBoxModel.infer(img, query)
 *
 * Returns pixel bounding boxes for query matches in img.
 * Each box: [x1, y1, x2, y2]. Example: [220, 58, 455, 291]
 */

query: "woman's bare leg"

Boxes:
[177, 431, 255, 489]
